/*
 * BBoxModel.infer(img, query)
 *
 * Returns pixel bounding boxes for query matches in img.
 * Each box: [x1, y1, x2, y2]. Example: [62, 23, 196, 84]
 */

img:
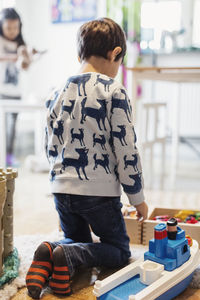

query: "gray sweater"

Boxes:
[45, 72, 144, 206]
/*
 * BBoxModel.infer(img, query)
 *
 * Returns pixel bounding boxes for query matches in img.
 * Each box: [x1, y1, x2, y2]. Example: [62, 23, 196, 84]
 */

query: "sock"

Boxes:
[26, 242, 53, 299]
[49, 246, 71, 296]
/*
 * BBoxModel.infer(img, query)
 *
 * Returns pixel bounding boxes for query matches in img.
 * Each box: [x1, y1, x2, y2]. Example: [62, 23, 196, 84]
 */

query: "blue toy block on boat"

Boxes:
[144, 223, 190, 271]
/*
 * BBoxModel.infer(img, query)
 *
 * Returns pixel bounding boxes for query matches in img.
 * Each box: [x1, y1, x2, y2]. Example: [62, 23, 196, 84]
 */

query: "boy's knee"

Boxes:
[35, 242, 51, 257]
[121, 250, 131, 265]
[52, 246, 66, 265]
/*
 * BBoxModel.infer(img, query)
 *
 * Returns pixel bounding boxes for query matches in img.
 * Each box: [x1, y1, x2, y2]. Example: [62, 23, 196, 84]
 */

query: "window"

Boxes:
[0, 0, 15, 10]
[193, 0, 200, 47]
[140, 0, 182, 52]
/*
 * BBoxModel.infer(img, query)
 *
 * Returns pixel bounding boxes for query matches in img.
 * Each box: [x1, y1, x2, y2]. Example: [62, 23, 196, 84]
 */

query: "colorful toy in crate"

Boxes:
[93, 218, 200, 300]
[185, 216, 198, 224]
[195, 212, 200, 221]
[123, 205, 137, 218]
[153, 210, 200, 224]
[153, 215, 182, 223]
[174, 210, 194, 222]
[153, 215, 170, 222]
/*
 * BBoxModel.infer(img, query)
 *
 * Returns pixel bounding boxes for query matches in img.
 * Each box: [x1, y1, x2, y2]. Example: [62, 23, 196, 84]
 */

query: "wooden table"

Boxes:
[126, 67, 200, 83]
[126, 67, 200, 182]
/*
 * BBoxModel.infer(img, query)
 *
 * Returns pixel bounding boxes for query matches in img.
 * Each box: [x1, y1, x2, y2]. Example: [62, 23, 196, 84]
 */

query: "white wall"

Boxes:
[15, 0, 106, 101]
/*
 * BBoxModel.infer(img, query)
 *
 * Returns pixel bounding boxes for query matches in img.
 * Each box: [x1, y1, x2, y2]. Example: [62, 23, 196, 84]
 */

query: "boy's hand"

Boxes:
[134, 201, 148, 222]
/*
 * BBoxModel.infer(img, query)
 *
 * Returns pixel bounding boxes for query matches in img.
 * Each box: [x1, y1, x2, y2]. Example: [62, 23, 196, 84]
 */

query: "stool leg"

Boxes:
[160, 139, 166, 189]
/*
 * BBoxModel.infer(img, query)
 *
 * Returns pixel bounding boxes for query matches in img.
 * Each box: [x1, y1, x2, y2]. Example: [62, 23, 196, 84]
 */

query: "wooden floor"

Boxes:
[11, 157, 200, 300]
[10, 286, 200, 300]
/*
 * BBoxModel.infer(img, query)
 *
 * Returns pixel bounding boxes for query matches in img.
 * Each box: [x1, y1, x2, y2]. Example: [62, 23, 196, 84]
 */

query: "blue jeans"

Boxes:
[52, 194, 131, 277]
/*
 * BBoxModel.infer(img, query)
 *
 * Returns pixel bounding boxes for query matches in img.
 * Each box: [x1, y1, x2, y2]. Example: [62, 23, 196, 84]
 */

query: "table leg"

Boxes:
[170, 83, 181, 185]
[34, 111, 45, 155]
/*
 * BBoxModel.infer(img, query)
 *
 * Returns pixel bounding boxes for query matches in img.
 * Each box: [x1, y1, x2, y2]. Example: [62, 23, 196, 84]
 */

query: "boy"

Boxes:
[26, 17, 148, 299]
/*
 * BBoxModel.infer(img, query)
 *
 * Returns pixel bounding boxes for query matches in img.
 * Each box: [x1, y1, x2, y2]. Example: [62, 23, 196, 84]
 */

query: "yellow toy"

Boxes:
[174, 210, 194, 221]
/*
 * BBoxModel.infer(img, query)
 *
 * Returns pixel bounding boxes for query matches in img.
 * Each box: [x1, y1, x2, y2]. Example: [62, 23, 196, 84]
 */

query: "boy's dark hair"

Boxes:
[0, 8, 25, 46]
[77, 17, 126, 62]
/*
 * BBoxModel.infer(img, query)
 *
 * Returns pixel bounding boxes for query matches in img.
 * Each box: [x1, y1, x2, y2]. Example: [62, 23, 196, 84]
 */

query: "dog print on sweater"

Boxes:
[45, 73, 144, 204]
[61, 147, 89, 180]
[80, 97, 108, 131]
[64, 74, 91, 96]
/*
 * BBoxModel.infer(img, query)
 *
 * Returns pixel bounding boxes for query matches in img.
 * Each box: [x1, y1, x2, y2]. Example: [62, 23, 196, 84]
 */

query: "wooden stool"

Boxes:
[140, 102, 167, 188]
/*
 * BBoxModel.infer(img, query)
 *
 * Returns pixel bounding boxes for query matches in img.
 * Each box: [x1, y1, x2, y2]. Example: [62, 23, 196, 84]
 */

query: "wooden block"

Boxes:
[142, 221, 157, 245]
[124, 217, 142, 244]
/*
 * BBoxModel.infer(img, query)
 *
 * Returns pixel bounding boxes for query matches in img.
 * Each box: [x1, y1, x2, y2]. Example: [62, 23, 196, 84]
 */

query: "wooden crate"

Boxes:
[142, 207, 200, 245]
[124, 216, 142, 244]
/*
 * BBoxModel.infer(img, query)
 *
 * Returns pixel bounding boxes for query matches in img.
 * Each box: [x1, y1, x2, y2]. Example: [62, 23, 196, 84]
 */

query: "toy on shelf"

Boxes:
[0, 168, 18, 284]
[93, 219, 200, 300]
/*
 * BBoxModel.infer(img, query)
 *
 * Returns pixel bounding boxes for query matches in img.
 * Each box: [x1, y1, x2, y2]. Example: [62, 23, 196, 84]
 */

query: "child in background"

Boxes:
[26, 17, 148, 299]
[0, 8, 39, 166]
